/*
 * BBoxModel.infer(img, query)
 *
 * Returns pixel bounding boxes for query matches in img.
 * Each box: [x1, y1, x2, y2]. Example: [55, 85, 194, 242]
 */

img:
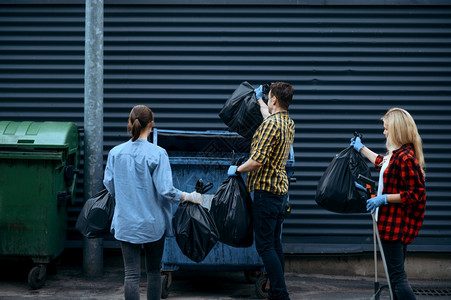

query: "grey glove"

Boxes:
[183, 191, 202, 204]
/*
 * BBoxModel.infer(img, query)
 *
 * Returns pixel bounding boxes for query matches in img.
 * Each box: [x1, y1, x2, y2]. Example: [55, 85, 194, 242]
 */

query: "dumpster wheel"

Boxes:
[244, 270, 262, 283]
[28, 265, 47, 290]
[255, 273, 269, 299]
[161, 272, 172, 299]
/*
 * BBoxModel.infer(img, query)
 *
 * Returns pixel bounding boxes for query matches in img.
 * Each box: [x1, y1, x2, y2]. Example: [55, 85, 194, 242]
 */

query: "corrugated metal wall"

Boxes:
[0, 3, 450, 253]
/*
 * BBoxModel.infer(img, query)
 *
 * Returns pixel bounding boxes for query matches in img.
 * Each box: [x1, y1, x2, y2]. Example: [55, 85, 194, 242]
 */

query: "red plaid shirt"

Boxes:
[375, 144, 426, 244]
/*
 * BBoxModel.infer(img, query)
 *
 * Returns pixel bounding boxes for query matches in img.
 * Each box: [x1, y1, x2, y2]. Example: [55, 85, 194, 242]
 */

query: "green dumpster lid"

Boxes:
[0, 121, 79, 152]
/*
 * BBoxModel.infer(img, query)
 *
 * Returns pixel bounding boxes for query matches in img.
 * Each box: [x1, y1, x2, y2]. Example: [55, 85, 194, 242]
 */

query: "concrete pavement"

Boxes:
[0, 251, 450, 300]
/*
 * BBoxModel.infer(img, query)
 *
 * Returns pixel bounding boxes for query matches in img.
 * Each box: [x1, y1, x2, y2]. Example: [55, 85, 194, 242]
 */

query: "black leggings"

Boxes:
[381, 240, 416, 300]
[120, 236, 165, 300]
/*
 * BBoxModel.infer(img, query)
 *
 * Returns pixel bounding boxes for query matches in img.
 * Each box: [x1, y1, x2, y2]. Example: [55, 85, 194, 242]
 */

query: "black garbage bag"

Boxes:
[210, 175, 254, 247]
[219, 81, 271, 139]
[76, 189, 115, 238]
[315, 146, 371, 213]
[173, 202, 220, 263]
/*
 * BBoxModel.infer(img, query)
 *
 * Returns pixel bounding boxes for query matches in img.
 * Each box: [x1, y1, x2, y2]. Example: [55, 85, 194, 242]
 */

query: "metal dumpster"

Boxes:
[0, 121, 79, 289]
[153, 128, 295, 298]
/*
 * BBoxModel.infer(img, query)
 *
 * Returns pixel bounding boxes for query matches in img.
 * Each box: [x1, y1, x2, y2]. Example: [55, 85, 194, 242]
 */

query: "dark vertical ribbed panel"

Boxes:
[0, 4, 450, 252]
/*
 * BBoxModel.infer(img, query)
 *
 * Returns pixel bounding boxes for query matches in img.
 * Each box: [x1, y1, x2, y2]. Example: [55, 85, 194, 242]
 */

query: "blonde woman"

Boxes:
[351, 108, 426, 300]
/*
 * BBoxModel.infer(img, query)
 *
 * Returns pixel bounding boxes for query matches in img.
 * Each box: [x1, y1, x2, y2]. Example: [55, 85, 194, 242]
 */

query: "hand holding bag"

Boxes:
[315, 146, 371, 214]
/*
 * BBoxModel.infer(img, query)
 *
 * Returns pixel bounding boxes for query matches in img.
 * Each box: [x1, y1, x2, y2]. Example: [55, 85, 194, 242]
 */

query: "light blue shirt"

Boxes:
[103, 139, 183, 244]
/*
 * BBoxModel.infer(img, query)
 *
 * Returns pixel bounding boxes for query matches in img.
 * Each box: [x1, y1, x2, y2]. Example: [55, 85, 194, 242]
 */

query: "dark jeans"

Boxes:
[120, 236, 165, 300]
[381, 240, 416, 300]
[252, 190, 290, 300]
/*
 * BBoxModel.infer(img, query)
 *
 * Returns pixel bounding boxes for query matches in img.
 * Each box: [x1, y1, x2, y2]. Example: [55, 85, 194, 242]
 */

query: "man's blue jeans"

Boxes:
[252, 190, 290, 300]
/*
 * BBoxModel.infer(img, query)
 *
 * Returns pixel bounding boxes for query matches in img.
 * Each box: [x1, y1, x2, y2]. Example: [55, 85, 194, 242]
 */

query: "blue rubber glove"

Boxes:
[227, 165, 238, 177]
[350, 136, 365, 152]
[355, 181, 367, 192]
[366, 195, 388, 214]
[254, 85, 263, 100]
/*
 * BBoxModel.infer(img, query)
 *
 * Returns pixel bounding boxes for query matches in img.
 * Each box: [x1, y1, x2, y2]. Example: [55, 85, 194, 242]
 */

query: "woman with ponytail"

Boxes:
[103, 105, 202, 300]
[351, 108, 426, 300]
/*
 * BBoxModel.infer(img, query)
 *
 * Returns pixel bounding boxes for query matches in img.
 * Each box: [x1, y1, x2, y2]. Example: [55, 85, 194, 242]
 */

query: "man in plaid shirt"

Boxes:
[228, 82, 295, 300]
[351, 108, 426, 300]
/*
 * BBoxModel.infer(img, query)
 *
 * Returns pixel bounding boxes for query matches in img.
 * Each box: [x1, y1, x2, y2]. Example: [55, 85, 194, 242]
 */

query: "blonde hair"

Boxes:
[382, 108, 425, 176]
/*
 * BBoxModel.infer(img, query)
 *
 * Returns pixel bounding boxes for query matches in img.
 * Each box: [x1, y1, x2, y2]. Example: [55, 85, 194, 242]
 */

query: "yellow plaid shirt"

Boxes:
[247, 111, 295, 195]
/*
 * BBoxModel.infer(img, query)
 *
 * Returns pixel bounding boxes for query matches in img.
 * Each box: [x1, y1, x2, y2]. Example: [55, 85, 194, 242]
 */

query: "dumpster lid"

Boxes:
[0, 121, 79, 151]
[152, 128, 251, 153]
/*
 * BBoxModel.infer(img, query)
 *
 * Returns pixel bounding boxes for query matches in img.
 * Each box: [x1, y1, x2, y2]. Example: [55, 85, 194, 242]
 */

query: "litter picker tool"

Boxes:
[357, 174, 394, 300]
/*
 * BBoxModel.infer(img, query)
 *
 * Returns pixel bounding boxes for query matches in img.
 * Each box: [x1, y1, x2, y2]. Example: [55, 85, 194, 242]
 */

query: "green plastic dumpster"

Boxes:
[0, 121, 79, 289]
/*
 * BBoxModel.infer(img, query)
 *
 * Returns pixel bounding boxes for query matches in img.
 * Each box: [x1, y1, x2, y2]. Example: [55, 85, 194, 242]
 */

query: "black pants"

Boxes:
[120, 236, 165, 300]
[381, 240, 416, 300]
[252, 190, 290, 300]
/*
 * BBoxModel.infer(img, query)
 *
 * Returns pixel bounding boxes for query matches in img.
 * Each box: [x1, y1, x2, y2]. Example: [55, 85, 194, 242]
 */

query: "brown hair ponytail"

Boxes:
[127, 105, 154, 141]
